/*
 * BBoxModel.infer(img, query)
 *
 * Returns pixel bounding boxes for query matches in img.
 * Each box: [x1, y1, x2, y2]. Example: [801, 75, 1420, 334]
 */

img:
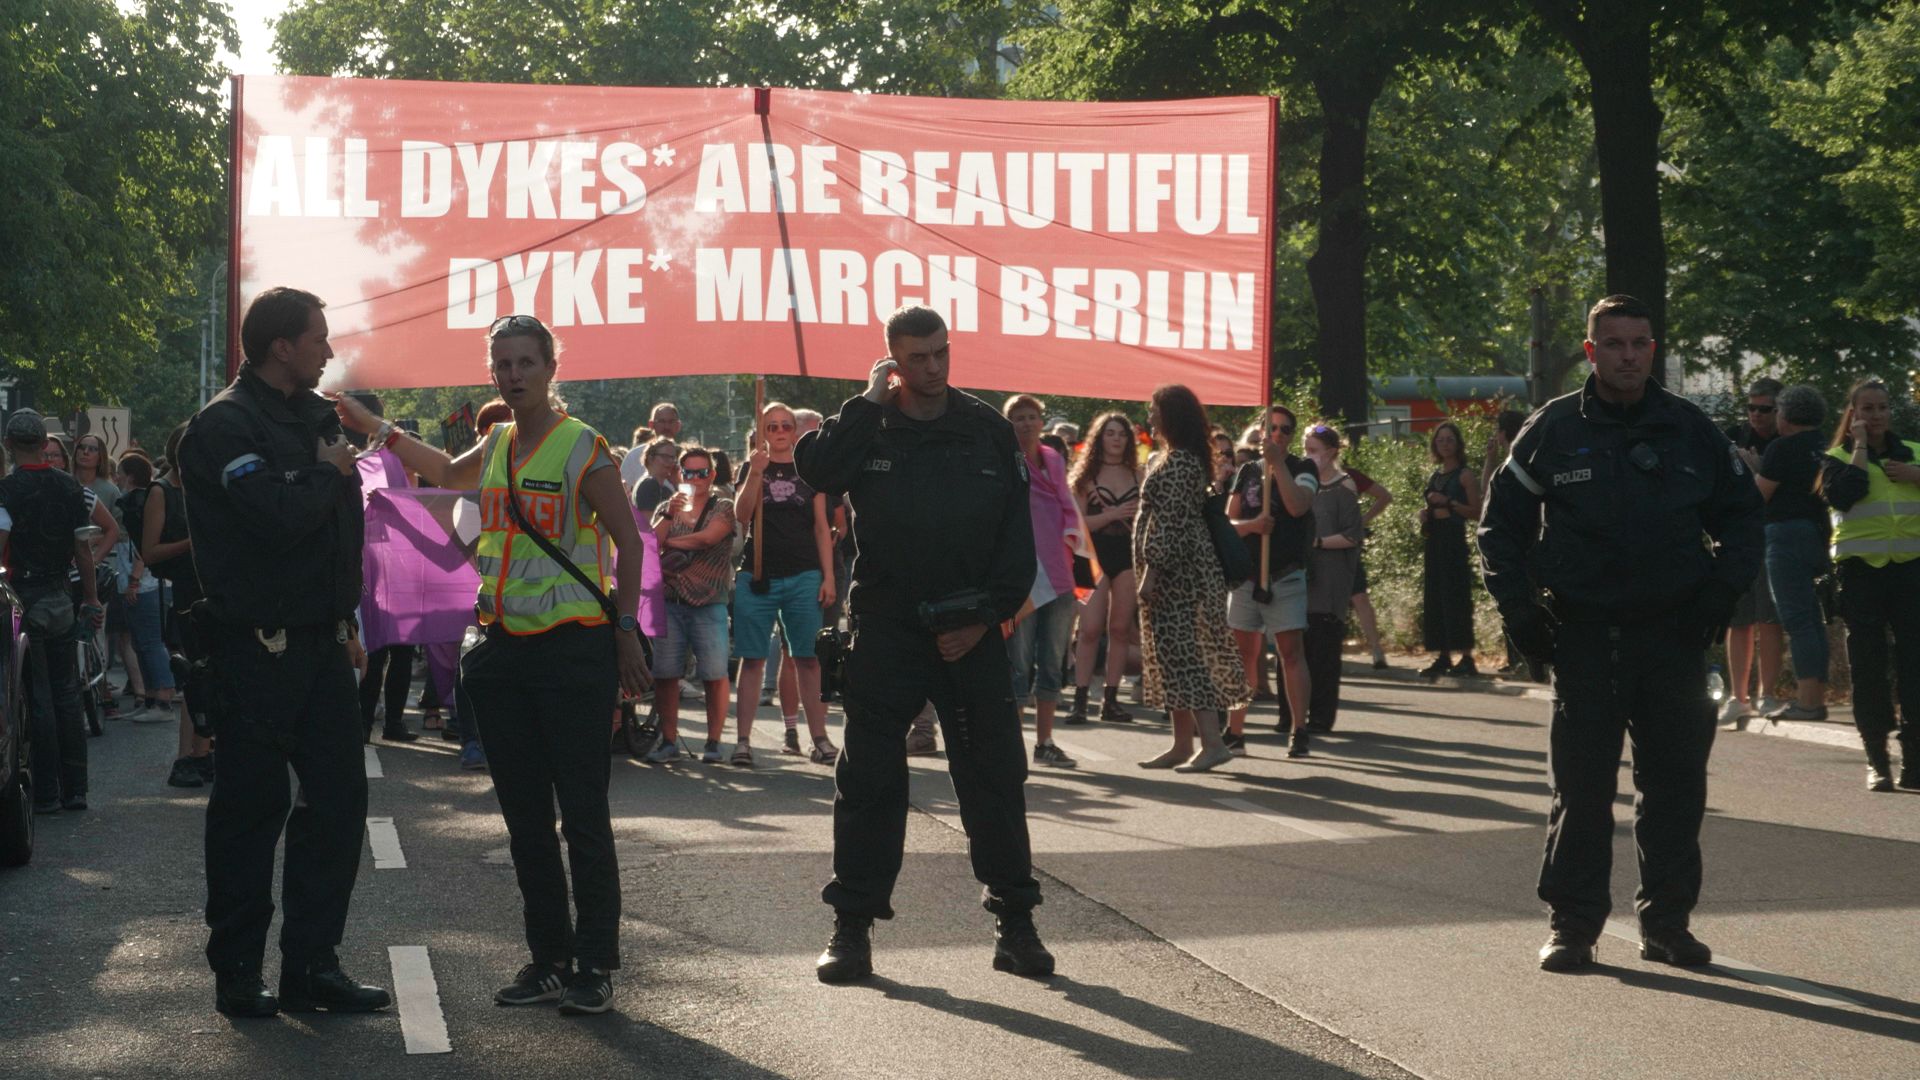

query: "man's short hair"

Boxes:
[1496, 408, 1527, 441]
[884, 304, 946, 346]
[649, 402, 679, 421]
[241, 287, 325, 364]
[3, 408, 47, 447]
[1777, 384, 1827, 429]
[630, 425, 655, 446]
[1050, 421, 1080, 442]
[1746, 377, 1784, 400]
[1585, 294, 1653, 341]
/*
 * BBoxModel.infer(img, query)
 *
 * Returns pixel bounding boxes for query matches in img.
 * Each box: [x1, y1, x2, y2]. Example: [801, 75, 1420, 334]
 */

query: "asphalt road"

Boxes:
[1, 667, 1914, 1080]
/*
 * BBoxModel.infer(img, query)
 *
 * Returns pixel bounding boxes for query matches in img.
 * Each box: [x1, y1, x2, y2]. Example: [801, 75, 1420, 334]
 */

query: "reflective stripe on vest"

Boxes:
[473, 416, 613, 634]
[1828, 440, 1920, 568]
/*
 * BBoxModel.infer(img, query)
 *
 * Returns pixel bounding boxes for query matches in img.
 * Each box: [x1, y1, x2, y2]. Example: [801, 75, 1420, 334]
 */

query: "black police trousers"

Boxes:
[204, 626, 366, 976]
[1837, 557, 1920, 756]
[462, 622, 622, 970]
[1539, 620, 1717, 941]
[823, 613, 1042, 920]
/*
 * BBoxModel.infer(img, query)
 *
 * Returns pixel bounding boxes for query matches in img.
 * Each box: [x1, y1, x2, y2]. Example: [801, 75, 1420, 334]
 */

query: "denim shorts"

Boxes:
[654, 601, 730, 683]
[731, 570, 824, 660]
[1227, 571, 1308, 634]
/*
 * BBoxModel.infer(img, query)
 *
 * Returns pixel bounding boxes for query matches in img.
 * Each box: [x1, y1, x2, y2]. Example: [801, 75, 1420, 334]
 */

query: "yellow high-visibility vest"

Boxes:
[1827, 439, 1920, 568]
[474, 416, 613, 634]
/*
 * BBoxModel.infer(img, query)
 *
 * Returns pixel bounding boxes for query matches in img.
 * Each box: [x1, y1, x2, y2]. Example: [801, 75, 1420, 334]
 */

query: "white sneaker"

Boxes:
[1756, 696, 1785, 718]
[1717, 699, 1750, 725]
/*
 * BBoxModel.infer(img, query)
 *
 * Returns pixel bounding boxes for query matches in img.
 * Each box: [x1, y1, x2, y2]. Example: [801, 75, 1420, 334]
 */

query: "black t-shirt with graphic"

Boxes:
[0, 465, 89, 589]
[740, 460, 822, 580]
[1232, 457, 1319, 579]
[1759, 428, 1830, 530]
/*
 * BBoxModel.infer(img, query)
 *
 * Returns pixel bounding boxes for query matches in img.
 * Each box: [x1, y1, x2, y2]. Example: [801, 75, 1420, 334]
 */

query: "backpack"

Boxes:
[143, 479, 198, 586]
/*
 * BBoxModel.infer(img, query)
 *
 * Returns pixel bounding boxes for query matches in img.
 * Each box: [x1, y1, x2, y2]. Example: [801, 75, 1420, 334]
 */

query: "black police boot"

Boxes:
[280, 959, 393, 1013]
[992, 911, 1056, 977]
[1640, 927, 1712, 966]
[1864, 738, 1895, 793]
[214, 971, 280, 1018]
[816, 913, 874, 984]
[1064, 686, 1090, 726]
[382, 722, 419, 744]
[1537, 931, 1594, 973]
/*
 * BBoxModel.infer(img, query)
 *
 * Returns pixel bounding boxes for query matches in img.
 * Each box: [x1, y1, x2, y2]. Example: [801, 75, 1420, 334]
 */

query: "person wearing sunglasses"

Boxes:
[629, 435, 681, 517]
[1480, 294, 1764, 975]
[644, 447, 736, 764]
[730, 401, 839, 768]
[1225, 404, 1317, 755]
[1718, 377, 1788, 725]
[335, 311, 653, 1016]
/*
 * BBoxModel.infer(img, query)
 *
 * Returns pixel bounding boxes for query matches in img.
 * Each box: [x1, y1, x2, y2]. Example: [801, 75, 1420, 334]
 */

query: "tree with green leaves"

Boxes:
[0, 0, 234, 416]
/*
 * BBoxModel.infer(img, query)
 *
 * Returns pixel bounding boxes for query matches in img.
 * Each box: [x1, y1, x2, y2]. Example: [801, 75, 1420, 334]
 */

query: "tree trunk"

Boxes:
[1582, 17, 1670, 384]
[1307, 66, 1387, 427]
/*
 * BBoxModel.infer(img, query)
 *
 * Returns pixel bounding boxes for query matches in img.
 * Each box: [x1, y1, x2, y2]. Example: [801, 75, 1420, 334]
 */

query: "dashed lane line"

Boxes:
[388, 946, 452, 1054]
[367, 816, 407, 869]
[365, 745, 384, 778]
[1214, 797, 1364, 844]
[1598, 928, 1867, 1009]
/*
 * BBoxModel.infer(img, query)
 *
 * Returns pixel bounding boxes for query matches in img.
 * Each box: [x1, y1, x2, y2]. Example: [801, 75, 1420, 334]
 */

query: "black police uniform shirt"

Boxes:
[1231, 457, 1318, 580]
[795, 390, 1035, 625]
[1725, 420, 1777, 454]
[1479, 375, 1764, 618]
[1758, 429, 1831, 533]
[178, 366, 365, 629]
[0, 464, 89, 590]
[739, 461, 823, 580]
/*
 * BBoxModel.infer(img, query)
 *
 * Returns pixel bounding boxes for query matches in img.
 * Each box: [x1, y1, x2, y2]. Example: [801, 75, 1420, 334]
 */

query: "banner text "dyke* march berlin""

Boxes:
[236, 79, 1277, 404]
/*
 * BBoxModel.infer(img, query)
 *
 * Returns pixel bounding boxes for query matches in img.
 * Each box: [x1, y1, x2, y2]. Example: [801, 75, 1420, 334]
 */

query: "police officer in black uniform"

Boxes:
[794, 304, 1050, 984]
[1479, 294, 1763, 974]
[178, 287, 391, 1018]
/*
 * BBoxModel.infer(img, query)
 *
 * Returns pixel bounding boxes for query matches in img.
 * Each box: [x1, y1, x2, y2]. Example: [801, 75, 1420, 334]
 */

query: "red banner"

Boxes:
[233, 76, 1277, 405]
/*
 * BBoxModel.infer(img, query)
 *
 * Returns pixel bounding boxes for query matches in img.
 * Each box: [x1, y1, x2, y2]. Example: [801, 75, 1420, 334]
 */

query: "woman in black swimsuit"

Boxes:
[1066, 412, 1145, 724]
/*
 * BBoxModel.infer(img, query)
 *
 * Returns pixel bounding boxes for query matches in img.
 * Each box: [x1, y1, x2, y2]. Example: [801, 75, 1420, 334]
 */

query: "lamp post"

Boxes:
[198, 261, 228, 407]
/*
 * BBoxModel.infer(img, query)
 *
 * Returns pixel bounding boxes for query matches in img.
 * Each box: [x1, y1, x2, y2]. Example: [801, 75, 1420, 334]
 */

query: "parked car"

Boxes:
[0, 570, 32, 867]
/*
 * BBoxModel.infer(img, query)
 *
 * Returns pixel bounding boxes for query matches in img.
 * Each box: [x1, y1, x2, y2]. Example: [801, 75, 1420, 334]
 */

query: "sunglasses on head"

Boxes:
[489, 314, 546, 336]
[1746, 404, 1775, 414]
[681, 466, 712, 479]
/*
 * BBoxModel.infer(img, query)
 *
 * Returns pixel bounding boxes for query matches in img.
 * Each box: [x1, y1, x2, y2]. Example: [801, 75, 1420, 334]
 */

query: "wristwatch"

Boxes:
[616, 614, 638, 634]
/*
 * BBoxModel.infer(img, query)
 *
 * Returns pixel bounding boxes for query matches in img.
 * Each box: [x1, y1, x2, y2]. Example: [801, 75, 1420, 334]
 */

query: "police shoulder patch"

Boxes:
[1729, 445, 1746, 476]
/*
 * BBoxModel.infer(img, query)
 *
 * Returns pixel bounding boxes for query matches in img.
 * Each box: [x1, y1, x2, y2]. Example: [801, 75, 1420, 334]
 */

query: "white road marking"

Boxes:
[367, 817, 407, 869]
[1599, 929, 1867, 1009]
[1738, 719, 1863, 750]
[1048, 739, 1111, 762]
[364, 745, 384, 779]
[1214, 798, 1363, 844]
[388, 946, 451, 1055]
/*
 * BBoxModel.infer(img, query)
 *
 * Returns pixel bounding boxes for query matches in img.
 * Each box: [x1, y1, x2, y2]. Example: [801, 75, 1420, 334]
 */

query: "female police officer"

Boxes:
[335, 314, 651, 1015]
[1479, 295, 1762, 974]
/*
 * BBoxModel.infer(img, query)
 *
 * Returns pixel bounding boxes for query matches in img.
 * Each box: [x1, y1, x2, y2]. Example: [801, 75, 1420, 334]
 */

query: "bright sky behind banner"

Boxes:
[235, 77, 1277, 404]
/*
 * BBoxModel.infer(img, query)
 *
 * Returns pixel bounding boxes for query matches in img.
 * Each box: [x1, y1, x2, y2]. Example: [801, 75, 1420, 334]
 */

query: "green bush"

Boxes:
[1339, 411, 1508, 660]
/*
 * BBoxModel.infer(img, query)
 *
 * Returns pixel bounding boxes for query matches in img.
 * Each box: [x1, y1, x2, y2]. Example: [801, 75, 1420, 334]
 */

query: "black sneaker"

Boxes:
[382, 723, 419, 744]
[783, 727, 804, 755]
[1033, 742, 1078, 769]
[558, 967, 614, 1015]
[194, 753, 216, 784]
[1640, 928, 1711, 966]
[1538, 931, 1595, 973]
[1223, 731, 1246, 757]
[168, 756, 205, 788]
[494, 962, 569, 1006]
[1286, 730, 1310, 759]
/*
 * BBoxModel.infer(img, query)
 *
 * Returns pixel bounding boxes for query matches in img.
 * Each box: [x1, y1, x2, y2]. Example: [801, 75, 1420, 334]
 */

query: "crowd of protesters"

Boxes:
[7, 285, 1915, 1023]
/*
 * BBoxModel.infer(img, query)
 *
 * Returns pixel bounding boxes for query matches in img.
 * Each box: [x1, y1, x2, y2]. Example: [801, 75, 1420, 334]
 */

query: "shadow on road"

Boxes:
[1602, 965, 1920, 1044]
[867, 974, 1393, 1080]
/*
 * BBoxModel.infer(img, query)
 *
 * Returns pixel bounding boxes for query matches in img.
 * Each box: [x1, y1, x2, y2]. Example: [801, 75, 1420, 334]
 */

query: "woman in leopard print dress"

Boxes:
[1134, 385, 1249, 773]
